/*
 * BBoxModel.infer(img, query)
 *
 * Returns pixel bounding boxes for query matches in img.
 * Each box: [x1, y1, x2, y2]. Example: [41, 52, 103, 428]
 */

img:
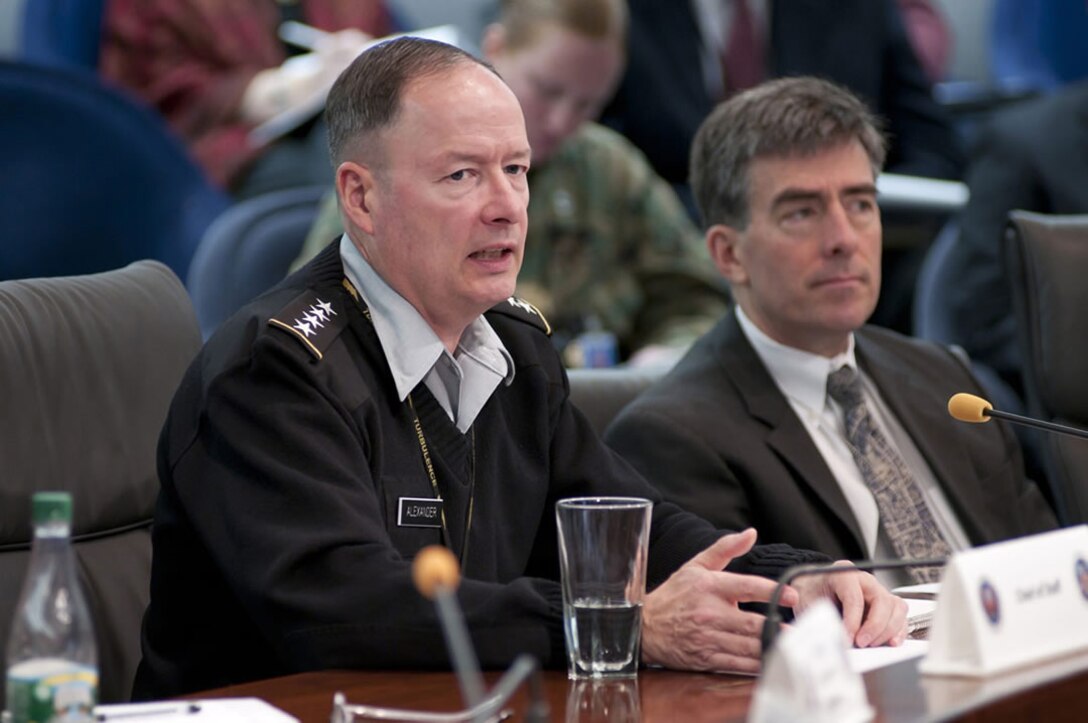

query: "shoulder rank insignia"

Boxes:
[268, 292, 348, 360]
[487, 296, 551, 336]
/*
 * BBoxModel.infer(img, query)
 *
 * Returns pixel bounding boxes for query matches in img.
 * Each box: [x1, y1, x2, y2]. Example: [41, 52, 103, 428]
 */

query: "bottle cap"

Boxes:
[32, 491, 73, 525]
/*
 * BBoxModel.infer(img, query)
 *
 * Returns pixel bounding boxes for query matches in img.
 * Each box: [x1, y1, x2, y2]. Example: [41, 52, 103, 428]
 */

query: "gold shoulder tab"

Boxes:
[487, 296, 551, 336]
[267, 291, 348, 360]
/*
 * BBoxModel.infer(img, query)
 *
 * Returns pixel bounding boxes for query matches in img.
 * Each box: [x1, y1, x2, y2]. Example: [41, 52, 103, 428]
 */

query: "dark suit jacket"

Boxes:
[602, 0, 963, 189]
[604, 313, 1056, 561]
[943, 82, 1088, 397]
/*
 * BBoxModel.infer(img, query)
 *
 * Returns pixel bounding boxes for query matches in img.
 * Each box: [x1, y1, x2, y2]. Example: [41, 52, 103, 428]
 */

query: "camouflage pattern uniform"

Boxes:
[293, 122, 729, 363]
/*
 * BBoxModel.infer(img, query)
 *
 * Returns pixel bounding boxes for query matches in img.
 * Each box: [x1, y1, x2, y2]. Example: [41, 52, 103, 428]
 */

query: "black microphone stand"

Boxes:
[981, 406, 1088, 440]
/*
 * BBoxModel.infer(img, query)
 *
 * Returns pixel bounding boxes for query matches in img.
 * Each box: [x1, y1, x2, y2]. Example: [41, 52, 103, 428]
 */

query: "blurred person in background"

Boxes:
[940, 81, 1088, 405]
[100, 0, 393, 198]
[602, 0, 961, 204]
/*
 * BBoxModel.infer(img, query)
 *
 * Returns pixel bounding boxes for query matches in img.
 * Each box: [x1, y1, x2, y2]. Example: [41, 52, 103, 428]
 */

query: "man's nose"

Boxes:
[483, 174, 528, 226]
[824, 202, 861, 255]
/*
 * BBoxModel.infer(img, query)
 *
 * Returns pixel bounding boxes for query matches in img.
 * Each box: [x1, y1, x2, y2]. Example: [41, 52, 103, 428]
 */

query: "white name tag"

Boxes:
[920, 525, 1088, 677]
[749, 600, 874, 723]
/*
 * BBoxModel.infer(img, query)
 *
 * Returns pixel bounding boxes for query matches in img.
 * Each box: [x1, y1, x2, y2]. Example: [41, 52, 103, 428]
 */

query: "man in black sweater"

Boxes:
[133, 36, 906, 698]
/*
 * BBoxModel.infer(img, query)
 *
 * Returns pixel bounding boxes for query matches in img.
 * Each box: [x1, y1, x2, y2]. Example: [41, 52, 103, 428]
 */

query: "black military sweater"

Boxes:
[133, 244, 825, 698]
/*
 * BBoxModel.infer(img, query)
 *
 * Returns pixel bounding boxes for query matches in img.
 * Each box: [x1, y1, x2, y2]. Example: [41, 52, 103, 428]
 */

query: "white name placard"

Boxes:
[749, 600, 873, 723]
[920, 525, 1088, 677]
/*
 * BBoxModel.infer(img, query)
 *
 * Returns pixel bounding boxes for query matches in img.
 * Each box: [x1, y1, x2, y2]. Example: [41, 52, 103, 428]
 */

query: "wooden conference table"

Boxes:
[190, 647, 1088, 722]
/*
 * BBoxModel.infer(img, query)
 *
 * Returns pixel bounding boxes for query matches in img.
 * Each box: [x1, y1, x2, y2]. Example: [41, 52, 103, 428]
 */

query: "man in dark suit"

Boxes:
[605, 78, 1055, 582]
[601, 0, 963, 193]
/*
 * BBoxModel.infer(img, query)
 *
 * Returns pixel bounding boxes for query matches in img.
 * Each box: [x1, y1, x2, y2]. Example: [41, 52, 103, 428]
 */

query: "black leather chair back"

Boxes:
[568, 368, 666, 437]
[0, 261, 202, 704]
[1005, 211, 1088, 524]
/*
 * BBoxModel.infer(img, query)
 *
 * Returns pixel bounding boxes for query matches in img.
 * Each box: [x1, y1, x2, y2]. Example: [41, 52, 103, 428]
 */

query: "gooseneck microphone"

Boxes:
[333, 546, 549, 723]
[409, 545, 549, 723]
[947, 393, 1088, 440]
[760, 558, 947, 660]
[413, 545, 488, 709]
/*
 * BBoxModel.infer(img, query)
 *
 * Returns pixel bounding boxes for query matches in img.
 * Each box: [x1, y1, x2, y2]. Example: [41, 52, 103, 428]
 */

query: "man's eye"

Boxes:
[785, 207, 815, 221]
[448, 170, 467, 181]
[504, 164, 527, 176]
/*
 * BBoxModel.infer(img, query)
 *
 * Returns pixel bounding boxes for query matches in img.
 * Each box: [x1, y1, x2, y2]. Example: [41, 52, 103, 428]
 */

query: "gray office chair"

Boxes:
[0, 261, 202, 705]
[187, 185, 327, 339]
[567, 367, 666, 437]
[1005, 211, 1088, 525]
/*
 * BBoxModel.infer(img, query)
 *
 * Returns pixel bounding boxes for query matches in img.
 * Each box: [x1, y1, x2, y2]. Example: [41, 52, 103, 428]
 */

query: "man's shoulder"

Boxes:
[485, 297, 552, 337]
[616, 323, 735, 418]
[265, 286, 353, 360]
[547, 123, 656, 181]
[206, 248, 354, 366]
[857, 325, 965, 372]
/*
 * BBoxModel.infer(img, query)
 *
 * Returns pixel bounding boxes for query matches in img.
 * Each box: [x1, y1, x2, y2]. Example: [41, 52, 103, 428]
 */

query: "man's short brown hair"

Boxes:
[690, 76, 887, 229]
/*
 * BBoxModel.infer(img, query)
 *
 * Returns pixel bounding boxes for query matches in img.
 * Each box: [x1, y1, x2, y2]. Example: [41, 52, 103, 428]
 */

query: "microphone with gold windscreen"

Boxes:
[412, 545, 487, 709]
[947, 393, 1088, 439]
[947, 393, 993, 423]
[335, 547, 549, 723]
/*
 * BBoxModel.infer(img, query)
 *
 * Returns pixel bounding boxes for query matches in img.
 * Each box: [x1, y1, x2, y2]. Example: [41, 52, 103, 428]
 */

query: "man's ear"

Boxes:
[706, 223, 749, 286]
[336, 161, 378, 236]
[481, 23, 506, 61]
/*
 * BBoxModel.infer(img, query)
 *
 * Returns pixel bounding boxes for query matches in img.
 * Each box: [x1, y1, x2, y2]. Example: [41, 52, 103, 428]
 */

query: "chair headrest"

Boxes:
[1006, 211, 1088, 422]
[0, 261, 201, 543]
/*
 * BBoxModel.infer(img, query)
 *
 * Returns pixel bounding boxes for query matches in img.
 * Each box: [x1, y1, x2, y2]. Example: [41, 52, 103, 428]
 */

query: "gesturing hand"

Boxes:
[640, 529, 795, 674]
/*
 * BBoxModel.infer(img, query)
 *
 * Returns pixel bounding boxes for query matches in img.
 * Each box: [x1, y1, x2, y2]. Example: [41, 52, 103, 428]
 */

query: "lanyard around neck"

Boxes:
[348, 279, 476, 567]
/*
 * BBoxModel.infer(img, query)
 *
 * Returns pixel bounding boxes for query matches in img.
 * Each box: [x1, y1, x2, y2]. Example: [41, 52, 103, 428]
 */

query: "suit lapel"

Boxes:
[715, 315, 866, 551]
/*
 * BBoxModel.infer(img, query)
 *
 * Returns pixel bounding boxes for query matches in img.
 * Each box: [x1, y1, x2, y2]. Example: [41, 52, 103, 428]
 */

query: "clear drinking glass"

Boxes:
[556, 497, 652, 680]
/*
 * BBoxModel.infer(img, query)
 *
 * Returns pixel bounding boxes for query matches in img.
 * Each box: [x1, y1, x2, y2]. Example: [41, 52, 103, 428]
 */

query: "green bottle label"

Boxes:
[6, 658, 98, 723]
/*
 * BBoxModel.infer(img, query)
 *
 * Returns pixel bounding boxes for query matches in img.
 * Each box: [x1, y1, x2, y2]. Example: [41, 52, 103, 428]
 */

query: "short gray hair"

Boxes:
[689, 76, 887, 229]
[325, 37, 499, 167]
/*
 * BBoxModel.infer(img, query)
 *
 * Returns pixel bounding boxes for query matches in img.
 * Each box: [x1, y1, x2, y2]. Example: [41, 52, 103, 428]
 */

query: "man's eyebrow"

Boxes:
[770, 188, 825, 209]
[844, 183, 879, 196]
[770, 183, 878, 209]
[435, 148, 532, 166]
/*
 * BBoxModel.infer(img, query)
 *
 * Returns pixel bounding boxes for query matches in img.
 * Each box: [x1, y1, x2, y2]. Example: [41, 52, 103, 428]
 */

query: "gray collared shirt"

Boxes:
[339, 235, 515, 433]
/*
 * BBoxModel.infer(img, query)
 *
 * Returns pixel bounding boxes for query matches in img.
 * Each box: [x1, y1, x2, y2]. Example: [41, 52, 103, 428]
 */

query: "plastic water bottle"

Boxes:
[5, 492, 98, 723]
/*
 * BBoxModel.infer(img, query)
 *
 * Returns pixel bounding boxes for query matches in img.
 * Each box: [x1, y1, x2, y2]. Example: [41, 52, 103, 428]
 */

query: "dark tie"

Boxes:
[826, 366, 950, 583]
[722, 0, 765, 95]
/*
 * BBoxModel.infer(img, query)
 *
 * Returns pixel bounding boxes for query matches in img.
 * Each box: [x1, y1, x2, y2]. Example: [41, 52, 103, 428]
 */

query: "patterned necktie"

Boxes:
[722, 0, 766, 95]
[826, 366, 950, 583]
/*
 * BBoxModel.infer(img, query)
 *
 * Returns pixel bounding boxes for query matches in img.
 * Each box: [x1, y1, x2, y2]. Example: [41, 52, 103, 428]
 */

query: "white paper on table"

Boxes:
[93, 697, 298, 722]
[248, 24, 463, 146]
[905, 598, 937, 636]
[848, 639, 929, 674]
[892, 582, 941, 600]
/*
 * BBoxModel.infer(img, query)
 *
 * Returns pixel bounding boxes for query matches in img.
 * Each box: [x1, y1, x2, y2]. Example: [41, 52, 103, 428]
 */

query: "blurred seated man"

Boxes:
[100, 0, 393, 198]
[602, 0, 963, 199]
[293, 0, 729, 368]
[132, 39, 907, 699]
[605, 78, 1056, 587]
[940, 81, 1088, 403]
